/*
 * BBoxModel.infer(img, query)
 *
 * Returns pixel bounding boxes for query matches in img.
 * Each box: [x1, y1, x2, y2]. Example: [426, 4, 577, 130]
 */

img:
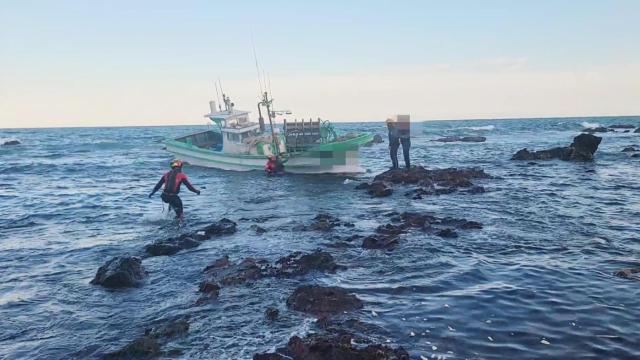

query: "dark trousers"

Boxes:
[389, 137, 411, 169]
[161, 192, 183, 217]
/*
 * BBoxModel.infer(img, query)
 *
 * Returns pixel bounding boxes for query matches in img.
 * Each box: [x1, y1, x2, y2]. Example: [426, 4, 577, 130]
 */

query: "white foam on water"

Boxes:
[1, 137, 20, 144]
[453, 125, 496, 131]
[581, 121, 601, 129]
[141, 211, 174, 224]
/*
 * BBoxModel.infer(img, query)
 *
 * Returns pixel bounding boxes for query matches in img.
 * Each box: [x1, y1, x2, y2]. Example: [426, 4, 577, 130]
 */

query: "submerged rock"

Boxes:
[362, 234, 399, 250]
[622, 146, 639, 152]
[433, 136, 486, 143]
[145, 218, 237, 257]
[250, 224, 268, 234]
[297, 213, 355, 231]
[436, 228, 458, 238]
[2, 139, 20, 146]
[275, 250, 341, 277]
[355, 181, 393, 197]
[265, 307, 279, 321]
[635, 128, 640, 133]
[512, 133, 602, 162]
[371, 134, 384, 144]
[102, 318, 189, 360]
[582, 127, 612, 133]
[615, 268, 640, 279]
[609, 124, 636, 129]
[286, 285, 363, 316]
[253, 333, 409, 360]
[91, 256, 146, 288]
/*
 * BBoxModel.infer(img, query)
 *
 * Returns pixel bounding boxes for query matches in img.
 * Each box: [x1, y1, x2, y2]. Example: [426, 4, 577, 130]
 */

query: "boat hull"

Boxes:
[165, 134, 373, 174]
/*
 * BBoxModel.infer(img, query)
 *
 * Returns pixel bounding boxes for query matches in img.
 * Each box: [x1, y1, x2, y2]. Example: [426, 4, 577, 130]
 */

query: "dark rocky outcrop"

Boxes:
[632, 154, 640, 158]
[609, 124, 636, 129]
[622, 146, 639, 152]
[512, 134, 602, 162]
[433, 136, 486, 143]
[102, 318, 189, 360]
[615, 268, 640, 279]
[91, 256, 146, 288]
[371, 134, 384, 144]
[275, 251, 341, 277]
[286, 286, 363, 316]
[357, 166, 490, 199]
[250, 224, 268, 234]
[253, 333, 409, 360]
[145, 218, 237, 257]
[355, 181, 392, 197]
[361, 234, 399, 250]
[295, 214, 355, 231]
[635, 128, 640, 133]
[436, 228, 458, 238]
[2, 139, 20, 146]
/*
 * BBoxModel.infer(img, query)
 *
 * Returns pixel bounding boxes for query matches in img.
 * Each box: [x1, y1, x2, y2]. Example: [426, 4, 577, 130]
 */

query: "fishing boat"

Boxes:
[165, 92, 373, 173]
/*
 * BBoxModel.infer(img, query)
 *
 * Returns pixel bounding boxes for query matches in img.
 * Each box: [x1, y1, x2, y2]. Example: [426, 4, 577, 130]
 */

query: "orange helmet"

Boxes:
[170, 159, 183, 168]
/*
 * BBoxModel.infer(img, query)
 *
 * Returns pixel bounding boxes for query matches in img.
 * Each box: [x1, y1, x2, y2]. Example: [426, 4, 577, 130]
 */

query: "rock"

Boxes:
[265, 307, 279, 321]
[614, 268, 640, 279]
[632, 153, 640, 158]
[439, 217, 483, 229]
[145, 235, 200, 256]
[204, 257, 268, 286]
[286, 285, 363, 316]
[365, 181, 393, 197]
[103, 318, 189, 360]
[465, 186, 486, 194]
[305, 213, 354, 231]
[624, 130, 630, 133]
[91, 256, 146, 288]
[203, 255, 231, 271]
[622, 146, 639, 152]
[635, 128, 640, 133]
[433, 136, 486, 143]
[201, 218, 237, 236]
[253, 333, 409, 360]
[362, 234, 399, 249]
[198, 281, 221, 296]
[609, 124, 636, 129]
[512, 134, 602, 161]
[145, 219, 237, 257]
[371, 134, 384, 144]
[250, 224, 268, 234]
[436, 228, 458, 238]
[2, 140, 20, 146]
[275, 250, 341, 277]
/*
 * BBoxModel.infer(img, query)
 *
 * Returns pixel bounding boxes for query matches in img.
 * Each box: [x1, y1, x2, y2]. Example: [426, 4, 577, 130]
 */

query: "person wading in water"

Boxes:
[386, 115, 411, 169]
[149, 160, 200, 220]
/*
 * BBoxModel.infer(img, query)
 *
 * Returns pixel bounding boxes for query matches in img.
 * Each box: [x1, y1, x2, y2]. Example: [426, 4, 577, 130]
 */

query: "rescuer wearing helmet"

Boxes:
[149, 159, 200, 220]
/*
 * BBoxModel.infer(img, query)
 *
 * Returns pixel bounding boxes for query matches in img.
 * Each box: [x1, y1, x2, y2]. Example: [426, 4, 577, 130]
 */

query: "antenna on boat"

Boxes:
[214, 79, 222, 112]
[251, 34, 264, 96]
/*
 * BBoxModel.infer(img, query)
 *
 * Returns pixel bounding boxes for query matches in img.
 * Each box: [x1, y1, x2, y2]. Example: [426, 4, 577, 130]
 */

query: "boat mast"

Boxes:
[260, 91, 280, 156]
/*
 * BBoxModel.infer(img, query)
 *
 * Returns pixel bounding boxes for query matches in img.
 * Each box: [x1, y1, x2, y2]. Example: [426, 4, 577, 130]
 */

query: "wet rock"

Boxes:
[364, 181, 393, 197]
[397, 212, 437, 227]
[201, 218, 237, 236]
[436, 228, 458, 238]
[439, 217, 483, 229]
[145, 219, 237, 257]
[614, 268, 640, 279]
[203, 255, 231, 271]
[622, 146, 639, 152]
[2, 139, 20, 146]
[275, 250, 341, 277]
[375, 223, 408, 236]
[609, 124, 636, 129]
[198, 281, 221, 296]
[250, 224, 268, 234]
[465, 185, 486, 194]
[371, 134, 384, 144]
[253, 333, 409, 360]
[91, 256, 146, 288]
[512, 133, 602, 162]
[433, 136, 486, 143]
[103, 318, 189, 360]
[304, 213, 354, 231]
[286, 285, 363, 316]
[635, 128, 640, 133]
[632, 153, 640, 158]
[265, 307, 279, 321]
[374, 166, 490, 185]
[145, 235, 200, 256]
[362, 234, 399, 249]
[204, 257, 268, 286]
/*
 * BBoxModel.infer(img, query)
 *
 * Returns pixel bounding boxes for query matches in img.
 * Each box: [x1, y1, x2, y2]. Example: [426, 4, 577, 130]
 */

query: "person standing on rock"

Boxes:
[386, 115, 411, 169]
[149, 159, 200, 220]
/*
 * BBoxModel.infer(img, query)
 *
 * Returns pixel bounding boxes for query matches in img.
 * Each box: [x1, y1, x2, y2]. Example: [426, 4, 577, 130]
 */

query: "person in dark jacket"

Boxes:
[149, 160, 200, 220]
[386, 116, 411, 169]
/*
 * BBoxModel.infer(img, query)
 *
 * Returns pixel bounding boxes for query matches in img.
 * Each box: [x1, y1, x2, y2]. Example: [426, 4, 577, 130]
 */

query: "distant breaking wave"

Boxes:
[581, 121, 601, 129]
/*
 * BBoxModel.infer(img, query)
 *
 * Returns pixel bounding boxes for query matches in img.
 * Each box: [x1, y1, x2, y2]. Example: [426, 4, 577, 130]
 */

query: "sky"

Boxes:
[1, 0, 639, 128]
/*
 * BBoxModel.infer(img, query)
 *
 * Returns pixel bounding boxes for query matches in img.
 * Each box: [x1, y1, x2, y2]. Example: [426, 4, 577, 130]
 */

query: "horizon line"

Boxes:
[1, 114, 639, 131]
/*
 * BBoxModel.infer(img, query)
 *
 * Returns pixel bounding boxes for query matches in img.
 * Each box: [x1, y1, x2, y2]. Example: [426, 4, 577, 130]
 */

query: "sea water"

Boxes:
[1, 117, 639, 359]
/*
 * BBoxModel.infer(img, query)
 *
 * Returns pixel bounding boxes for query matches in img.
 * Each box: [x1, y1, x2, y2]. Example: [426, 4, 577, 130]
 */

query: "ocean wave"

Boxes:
[454, 125, 495, 131]
[581, 121, 601, 129]
[1, 137, 20, 144]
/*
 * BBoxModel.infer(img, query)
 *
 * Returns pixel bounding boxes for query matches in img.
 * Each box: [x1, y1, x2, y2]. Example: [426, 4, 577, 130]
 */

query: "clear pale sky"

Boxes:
[1, 0, 639, 128]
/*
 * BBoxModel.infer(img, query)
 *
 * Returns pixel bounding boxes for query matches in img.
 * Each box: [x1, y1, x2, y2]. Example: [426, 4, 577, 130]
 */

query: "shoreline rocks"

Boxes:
[286, 285, 363, 316]
[512, 133, 602, 162]
[90, 256, 146, 288]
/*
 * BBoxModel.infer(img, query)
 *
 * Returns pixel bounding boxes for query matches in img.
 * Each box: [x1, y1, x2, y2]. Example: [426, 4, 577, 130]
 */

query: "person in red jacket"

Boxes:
[264, 155, 285, 175]
[149, 159, 200, 220]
